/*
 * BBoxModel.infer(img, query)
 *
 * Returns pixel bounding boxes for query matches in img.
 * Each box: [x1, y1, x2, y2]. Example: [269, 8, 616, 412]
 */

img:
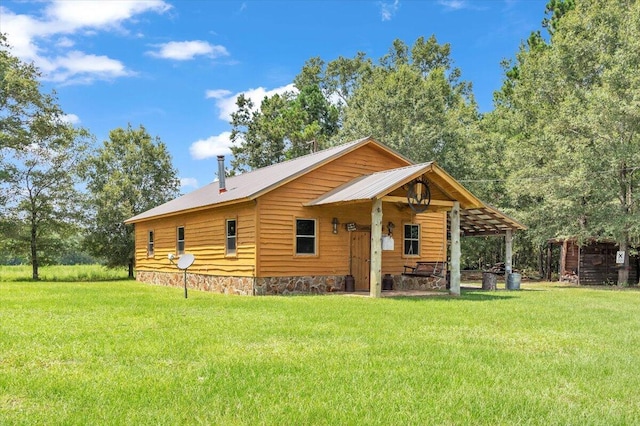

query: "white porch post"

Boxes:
[505, 229, 513, 288]
[370, 198, 383, 298]
[449, 201, 461, 296]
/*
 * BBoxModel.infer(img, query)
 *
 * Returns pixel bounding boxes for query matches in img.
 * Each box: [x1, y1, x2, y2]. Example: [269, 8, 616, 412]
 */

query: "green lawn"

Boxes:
[1, 279, 640, 425]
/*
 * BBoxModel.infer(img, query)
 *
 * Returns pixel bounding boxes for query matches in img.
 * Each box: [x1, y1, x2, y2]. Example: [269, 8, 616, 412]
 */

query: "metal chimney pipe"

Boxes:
[217, 155, 226, 193]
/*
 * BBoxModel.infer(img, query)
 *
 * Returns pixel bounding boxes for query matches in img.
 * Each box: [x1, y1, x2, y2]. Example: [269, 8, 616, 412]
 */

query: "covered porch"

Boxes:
[306, 162, 527, 297]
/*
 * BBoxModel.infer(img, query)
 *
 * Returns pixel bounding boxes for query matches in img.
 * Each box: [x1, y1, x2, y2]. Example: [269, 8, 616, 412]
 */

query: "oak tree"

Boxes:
[81, 125, 180, 278]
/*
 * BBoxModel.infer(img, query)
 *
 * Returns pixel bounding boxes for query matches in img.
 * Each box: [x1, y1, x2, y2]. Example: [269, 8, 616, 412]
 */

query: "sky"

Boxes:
[2, 0, 547, 191]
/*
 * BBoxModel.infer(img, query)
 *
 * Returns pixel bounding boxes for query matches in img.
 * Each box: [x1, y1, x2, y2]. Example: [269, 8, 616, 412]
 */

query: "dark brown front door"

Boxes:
[350, 231, 371, 291]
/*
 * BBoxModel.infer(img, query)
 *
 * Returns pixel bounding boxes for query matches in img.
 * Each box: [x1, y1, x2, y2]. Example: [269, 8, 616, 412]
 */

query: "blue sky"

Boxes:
[2, 0, 546, 191]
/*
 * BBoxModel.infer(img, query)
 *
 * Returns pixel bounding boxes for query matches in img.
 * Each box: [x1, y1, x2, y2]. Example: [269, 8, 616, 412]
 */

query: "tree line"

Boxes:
[2, 0, 639, 285]
[229, 0, 640, 285]
[0, 34, 179, 279]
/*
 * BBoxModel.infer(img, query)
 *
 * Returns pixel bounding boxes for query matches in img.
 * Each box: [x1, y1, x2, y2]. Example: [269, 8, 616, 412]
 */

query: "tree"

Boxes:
[81, 124, 180, 278]
[502, 0, 640, 285]
[229, 84, 339, 173]
[1, 35, 91, 280]
[0, 34, 60, 154]
[336, 37, 479, 178]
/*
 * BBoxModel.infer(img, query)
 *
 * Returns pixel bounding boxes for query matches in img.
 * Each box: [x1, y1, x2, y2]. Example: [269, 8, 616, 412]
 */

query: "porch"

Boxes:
[306, 163, 527, 297]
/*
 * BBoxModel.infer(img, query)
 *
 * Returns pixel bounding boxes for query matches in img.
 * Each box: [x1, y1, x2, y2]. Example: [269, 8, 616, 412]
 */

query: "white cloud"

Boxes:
[189, 131, 234, 160]
[44, 0, 171, 31]
[1, 1, 171, 84]
[46, 51, 132, 84]
[147, 40, 229, 61]
[61, 113, 80, 124]
[437, 0, 467, 11]
[207, 84, 298, 122]
[1, 8, 42, 61]
[180, 177, 199, 189]
[55, 37, 75, 48]
[380, 0, 400, 21]
[205, 89, 232, 99]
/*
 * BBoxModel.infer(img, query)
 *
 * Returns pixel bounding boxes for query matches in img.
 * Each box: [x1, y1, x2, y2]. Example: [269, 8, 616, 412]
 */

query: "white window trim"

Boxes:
[177, 226, 185, 255]
[295, 218, 317, 256]
[403, 223, 420, 257]
[147, 230, 155, 257]
[226, 218, 237, 257]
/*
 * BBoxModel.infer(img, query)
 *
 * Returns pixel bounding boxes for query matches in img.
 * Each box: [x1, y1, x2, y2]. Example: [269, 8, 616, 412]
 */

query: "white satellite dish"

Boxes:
[177, 253, 195, 270]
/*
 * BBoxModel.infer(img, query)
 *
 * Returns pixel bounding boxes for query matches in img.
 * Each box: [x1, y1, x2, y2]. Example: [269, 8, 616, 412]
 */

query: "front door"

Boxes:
[350, 231, 371, 291]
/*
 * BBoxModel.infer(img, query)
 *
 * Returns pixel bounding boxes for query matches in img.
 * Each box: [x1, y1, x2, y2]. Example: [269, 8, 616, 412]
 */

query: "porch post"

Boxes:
[370, 198, 383, 298]
[449, 201, 461, 296]
[505, 229, 513, 287]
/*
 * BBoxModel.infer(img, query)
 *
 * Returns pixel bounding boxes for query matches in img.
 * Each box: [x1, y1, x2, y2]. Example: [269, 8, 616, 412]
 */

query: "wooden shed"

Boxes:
[552, 238, 639, 285]
[125, 137, 526, 296]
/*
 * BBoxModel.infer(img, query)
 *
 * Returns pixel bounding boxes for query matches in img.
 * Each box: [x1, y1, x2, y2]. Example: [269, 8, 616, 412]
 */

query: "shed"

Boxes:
[551, 238, 639, 285]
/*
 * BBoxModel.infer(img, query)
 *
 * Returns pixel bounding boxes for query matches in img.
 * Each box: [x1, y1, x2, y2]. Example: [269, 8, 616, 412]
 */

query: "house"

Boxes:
[550, 238, 639, 285]
[125, 137, 526, 296]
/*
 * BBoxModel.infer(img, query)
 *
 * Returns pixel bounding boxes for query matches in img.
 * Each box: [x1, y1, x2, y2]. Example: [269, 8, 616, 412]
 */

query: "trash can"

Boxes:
[382, 274, 393, 291]
[507, 273, 521, 290]
[345, 275, 355, 292]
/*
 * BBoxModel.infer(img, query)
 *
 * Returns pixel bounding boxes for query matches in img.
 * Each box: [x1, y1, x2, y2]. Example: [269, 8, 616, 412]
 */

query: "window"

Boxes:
[226, 219, 237, 256]
[295, 219, 316, 255]
[147, 230, 154, 257]
[404, 224, 420, 256]
[177, 226, 185, 255]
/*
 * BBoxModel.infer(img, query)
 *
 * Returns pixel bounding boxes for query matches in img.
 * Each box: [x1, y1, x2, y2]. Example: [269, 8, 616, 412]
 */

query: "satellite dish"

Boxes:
[177, 253, 195, 270]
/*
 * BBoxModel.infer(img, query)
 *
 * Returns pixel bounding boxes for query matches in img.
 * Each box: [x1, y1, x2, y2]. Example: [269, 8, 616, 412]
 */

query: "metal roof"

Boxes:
[457, 204, 527, 236]
[126, 135, 527, 234]
[306, 164, 526, 234]
[305, 163, 432, 205]
[126, 136, 407, 223]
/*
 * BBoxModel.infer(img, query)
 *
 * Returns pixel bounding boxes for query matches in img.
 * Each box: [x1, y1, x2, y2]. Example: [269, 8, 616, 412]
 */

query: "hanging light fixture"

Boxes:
[332, 217, 339, 234]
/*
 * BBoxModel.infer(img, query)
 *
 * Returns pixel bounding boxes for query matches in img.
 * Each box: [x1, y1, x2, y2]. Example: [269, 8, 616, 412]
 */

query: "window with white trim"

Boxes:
[226, 219, 237, 256]
[295, 219, 316, 255]
[147, 230, 154, 257]
[404, 223, 420, 256]
[177, 226, 185, 255]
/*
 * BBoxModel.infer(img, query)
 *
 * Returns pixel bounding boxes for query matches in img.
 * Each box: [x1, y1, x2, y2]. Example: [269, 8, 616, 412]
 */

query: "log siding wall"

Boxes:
[134, 201, 257, 277]
[256, 144, 447, 277]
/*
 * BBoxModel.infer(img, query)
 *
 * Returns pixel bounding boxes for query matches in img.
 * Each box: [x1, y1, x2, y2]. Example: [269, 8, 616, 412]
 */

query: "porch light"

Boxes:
[332, 217, 339, 234]
[387, 221, 395, 236]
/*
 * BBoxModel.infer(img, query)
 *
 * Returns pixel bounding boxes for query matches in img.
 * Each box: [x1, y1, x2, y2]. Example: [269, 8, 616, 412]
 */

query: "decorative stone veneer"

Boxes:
[136, 271, 346, 296]
[136, 271, 445, 295]
[254, 275, 345, 295]
[136, 270, 254, 295]
[394, 274, 448, 291]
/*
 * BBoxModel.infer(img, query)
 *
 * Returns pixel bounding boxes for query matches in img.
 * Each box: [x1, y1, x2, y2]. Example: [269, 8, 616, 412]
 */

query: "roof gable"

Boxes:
[305, 162, 484, 209]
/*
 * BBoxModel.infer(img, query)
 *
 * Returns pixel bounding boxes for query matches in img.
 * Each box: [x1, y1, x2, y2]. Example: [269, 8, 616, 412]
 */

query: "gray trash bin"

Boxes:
[507, 273, 521, 290]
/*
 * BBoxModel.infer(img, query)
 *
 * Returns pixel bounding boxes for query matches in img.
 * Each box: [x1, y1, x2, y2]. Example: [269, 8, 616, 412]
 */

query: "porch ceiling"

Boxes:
[456, 204, 527, 236]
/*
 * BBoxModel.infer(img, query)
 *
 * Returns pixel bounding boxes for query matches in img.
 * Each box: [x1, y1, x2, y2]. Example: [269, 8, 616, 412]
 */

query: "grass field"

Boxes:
[1, 277, 640, 425]
[0, 264, 129, 282]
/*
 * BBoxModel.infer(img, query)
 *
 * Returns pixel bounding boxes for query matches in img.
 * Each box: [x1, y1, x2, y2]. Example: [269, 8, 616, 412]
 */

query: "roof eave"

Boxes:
[124, 197, 254, 224]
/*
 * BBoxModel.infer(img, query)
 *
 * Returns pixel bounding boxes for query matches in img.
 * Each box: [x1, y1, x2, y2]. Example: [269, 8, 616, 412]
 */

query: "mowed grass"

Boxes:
[1, 280, 640, 425]
[0, 264, 129, 282]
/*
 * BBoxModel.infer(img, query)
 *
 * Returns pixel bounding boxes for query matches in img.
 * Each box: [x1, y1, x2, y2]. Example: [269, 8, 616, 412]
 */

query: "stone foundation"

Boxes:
[254, 275, 345, 295]
[394, 274, 448, 291]
[136, 270, 254, 295]
[136, 271, 446, 295]
[136, 271, 346, 296]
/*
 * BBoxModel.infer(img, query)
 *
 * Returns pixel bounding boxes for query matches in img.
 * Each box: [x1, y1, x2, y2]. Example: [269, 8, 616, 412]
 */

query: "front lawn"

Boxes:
[1, 281, 639, 425]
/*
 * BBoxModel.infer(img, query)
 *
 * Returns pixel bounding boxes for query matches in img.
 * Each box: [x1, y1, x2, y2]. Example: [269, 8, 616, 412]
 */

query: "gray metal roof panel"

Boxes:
[306, 163, 433, 205]
[125, 137, 373, 223]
